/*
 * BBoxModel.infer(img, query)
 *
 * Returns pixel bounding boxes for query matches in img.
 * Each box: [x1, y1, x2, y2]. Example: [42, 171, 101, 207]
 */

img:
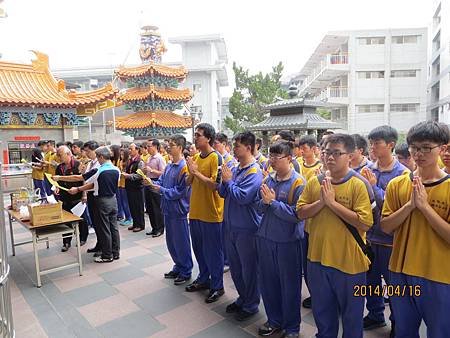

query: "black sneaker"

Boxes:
[93, 251, 102, 257]
[363, 316, 387, 330]
[113, 255, 120, 260]
[174, 276, 190, 285]
[258, 321, 280, 336]
[185, 280, 210, 292]
[235, 309, 256, 322]
[164, 271, 179, 279]
[94, 256, 113, 263]
[61, 244, 70, 252]
[152, 231, 164, 238]
[205, 288, 225, 303]
[226, 302, 241, 313]
[302, 296, 312, 309]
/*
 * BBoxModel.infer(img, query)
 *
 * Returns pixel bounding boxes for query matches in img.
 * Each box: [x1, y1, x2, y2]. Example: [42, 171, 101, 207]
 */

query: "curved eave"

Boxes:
[118, 86, 192, 102]
[115, 63, 188, 80]
[115, 111, 192, 130]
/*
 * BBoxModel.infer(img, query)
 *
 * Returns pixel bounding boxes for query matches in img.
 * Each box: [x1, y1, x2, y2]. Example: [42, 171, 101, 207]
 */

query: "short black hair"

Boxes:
[196, 123, 216, 146]
[298, 135, 317, 148]
[352, 134, 369, 154]
[215, 132, 228, 144]
[72, 140, 84, 148]
[83, 140, 99, 151]
[395, 143, 411, 158]
[269, 140, 293, 156]
[56, 141, 64, 148]
[277, 130, 295, 143]
[326, 134, 356, 153]
[406, 121, 450, 145]
[233, 131, 256, 153]
[256, 138, 263, 150]
[169, 134, 186, 149]
[140, 141, 148, 148]
[64, 141, 73, 148]
[150, 139, 160, 151]
[368, 125, 398, 144]
[37, 140, 48, 147]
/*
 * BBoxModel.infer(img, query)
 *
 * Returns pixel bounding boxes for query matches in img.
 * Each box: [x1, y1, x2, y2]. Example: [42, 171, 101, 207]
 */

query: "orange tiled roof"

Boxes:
[115, 111, 192, 129]
[118, 85, 192, 102]
[116, 63, 188, 80]
[0, 51, 117, 108]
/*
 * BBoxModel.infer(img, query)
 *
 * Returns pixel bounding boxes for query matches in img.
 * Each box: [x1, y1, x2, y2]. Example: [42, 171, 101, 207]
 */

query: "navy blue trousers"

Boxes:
[308, 261, 365, 338]
[165, 216, 193, 279]
[33, 179, 47, 198]
[226, 230, 260, 313]
[390, 272, 450, 338]
[366, 243, 394, 323]
[257, 237, 302, 335]
[190, 220, 224, 290]
[300, 233, 309, 288]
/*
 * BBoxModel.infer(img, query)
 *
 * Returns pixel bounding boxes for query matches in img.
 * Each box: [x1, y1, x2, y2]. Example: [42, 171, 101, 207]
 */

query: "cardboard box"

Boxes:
[28, 202, 63, 226]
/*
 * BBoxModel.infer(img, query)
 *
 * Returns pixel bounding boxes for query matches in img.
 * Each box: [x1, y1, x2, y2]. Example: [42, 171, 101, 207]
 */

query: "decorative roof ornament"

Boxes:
[139, 25, 167, 64]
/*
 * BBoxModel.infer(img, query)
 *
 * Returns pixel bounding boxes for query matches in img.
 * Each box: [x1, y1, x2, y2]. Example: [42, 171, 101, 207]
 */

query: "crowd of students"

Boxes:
[29, 120, 450, 338]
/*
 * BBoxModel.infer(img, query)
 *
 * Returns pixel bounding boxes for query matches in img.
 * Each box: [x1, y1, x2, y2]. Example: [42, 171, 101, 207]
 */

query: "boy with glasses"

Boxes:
[381, 121, 450, 338]
[360, 126, 409, 335]
[185, 123, 225, 303]
[256, 141, 304, 338]
[151, 135, 193, 285]
[297, 134, 374, 338]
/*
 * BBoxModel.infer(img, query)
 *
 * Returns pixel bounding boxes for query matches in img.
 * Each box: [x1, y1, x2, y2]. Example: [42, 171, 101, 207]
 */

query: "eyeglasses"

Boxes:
[408, 145, 441, 154]
[269, 155, 287, 161]
[322, 150, 349, 158]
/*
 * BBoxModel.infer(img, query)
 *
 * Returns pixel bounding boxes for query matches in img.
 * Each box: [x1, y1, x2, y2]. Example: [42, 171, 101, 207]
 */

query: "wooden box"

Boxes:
[28, 202, 63, 226]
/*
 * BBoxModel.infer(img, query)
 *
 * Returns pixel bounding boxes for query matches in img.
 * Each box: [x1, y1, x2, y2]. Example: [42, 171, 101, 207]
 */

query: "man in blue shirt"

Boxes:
[151, 135, 193, 286]
[218, 131, 262, 322]
[68, 146, 121, 263]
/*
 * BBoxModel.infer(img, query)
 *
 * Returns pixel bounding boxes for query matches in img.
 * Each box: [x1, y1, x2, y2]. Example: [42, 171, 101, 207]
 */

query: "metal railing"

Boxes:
[0, 162, 15, 338]
[313, 86, 349, 102]
[298, 54, 349, 94]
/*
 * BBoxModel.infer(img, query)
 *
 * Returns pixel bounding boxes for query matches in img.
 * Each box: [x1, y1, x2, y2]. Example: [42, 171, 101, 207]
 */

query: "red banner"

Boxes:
[13, 136, 41, 141]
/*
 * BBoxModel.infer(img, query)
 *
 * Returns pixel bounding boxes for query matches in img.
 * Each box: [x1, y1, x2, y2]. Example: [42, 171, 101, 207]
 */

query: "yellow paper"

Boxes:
[136, 169, 153, 185]
[45, 173, 69, 191]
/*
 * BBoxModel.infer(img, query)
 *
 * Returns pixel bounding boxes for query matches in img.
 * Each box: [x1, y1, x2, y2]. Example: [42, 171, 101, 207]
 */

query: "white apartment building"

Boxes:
[290, 28, 428, 134]
[429, 0, 450, 122]
[169, 35, 229, 131]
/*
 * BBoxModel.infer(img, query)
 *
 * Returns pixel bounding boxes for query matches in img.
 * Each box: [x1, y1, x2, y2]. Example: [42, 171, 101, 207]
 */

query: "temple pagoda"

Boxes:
[115, 26, 192, 138]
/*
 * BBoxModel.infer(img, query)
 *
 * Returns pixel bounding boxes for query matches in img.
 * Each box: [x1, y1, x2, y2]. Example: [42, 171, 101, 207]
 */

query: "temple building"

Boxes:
[115, 26, 193, 138]
[0, 51, 117, 164]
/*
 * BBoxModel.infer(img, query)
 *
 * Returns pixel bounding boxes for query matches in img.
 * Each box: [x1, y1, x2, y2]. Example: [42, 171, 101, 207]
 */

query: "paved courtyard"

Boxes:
[7, 215, 397, 338]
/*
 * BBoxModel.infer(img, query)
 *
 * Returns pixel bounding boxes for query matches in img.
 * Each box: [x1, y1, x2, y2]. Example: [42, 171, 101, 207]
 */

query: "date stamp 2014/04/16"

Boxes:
[353, 284, 421, 297]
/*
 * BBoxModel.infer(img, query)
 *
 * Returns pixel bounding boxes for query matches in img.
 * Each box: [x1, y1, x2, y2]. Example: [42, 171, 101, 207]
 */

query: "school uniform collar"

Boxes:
[269, 168, 295, 183]
[371, 158, 398, 173]
[238, 159, 256, 170]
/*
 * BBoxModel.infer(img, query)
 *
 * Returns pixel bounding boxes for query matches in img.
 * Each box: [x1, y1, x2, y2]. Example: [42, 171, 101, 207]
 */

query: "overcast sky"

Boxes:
[1, 0, 432, 85]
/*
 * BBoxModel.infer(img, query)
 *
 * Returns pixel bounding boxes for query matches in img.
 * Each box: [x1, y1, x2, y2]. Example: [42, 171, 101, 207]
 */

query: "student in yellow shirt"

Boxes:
[43, 141, 59, 195]
[185, 123, 225, 304]
[139, 142, 151, 163]
[298, 135, 322, 181]
[31, 141, 48, 198]
[381, 121, 450, 338]
[297, 134, 374, 338]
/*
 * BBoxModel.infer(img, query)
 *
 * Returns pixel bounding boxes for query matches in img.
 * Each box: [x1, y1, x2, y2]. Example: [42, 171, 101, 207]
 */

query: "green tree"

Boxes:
[317, 108, 331, 120]
[225, 62, 288, 133]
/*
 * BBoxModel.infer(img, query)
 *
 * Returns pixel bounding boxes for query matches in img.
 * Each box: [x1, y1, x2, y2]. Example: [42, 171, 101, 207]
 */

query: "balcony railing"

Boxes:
[298, 54, 349, 94]
[313, 86, 348, 102]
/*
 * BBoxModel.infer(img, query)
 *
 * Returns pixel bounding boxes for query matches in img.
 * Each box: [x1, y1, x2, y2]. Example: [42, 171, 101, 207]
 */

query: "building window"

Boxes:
[193, 83, 202, 92]
[390, 70, 418, 78]
[191, 105, 202, 113]
[392, 35, 419, 44]
[358, 37, 385, 45]
[356, 104, 384, 113]
[390, 103, 419, 112]
[357, 71, 385, 79]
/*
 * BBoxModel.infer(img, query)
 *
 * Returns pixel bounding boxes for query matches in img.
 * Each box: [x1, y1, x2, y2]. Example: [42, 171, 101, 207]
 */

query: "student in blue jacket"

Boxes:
[218, 131, 263, 322]
[256, 140, 305, 338]
[151, 134, 193, 285]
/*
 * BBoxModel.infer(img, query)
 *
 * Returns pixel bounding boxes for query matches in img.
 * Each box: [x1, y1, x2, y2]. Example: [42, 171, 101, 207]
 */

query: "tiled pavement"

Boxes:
[6, 215, 408, 338]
